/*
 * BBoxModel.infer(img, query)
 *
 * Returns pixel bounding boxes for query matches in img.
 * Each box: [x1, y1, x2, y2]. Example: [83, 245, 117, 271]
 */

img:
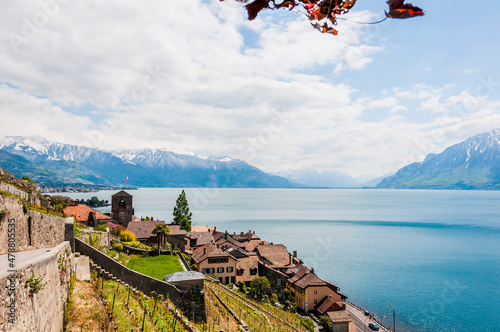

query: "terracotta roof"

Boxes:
[191, 225, 209, 232]
[315, 297, 346, 314]
[127, 220, 168, 240]
[186, 231, 214, 247]
[230, 230, 260, 243]
[112, 190, 132, 197]
[236, 256, 260, 283]
[63, 205, 113, 223]
[192, 243, 233, 263]
[295, 272, 325, 288]
[165, 224, 188, 236]
[287, 264, 310, 282]
[256, 244, 292, 267]
[327, 310, 352, 323]
[245, 240, 269, 252]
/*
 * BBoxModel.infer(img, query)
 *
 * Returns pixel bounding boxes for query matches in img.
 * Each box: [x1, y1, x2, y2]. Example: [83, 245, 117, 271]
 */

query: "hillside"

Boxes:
[377, 129, 500, 189]
[0, 136, 293, 188]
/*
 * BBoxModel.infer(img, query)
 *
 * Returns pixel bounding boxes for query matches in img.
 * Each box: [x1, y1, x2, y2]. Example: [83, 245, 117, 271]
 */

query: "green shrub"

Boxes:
[301, 318, 315, 332]
[119, 230, 136, 242]
[112, 243, 123, 252]
[94, 224, 109, 232]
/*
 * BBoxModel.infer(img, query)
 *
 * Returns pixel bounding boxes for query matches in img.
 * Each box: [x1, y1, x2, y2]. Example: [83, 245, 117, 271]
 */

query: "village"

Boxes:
[62, 189, 368, 332]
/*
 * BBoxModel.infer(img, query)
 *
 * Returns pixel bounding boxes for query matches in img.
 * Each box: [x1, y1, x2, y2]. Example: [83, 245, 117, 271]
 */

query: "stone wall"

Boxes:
[0, 195, 73, 255]
[79, 229, 110, 248]
[75, 239, 206, 322]
[0, 242, 73, 331]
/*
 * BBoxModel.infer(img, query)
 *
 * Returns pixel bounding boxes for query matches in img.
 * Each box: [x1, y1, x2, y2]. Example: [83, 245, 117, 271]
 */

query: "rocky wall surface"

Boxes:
[0, 195, 72, 255]
[79, 229, 110, 248]
[0, 242, 73, 331]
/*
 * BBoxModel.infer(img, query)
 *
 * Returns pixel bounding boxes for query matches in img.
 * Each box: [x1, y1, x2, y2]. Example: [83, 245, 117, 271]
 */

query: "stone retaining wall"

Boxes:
[0, 195, 73, 255]
[75, 239, 206, 322]
[0, 242, 73, 331]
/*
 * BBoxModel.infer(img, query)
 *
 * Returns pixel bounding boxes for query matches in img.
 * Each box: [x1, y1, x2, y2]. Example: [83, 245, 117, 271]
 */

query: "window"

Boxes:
[314, 299, 317, 304]
[227, 266, 233, 273]
[119, 199, 125, 206]
[208, 258, 229, 264]
[217, 267, 224, 273]
[250, 268, 258, 275]
[231, 276, 236, 284]
[314, 290, 317, 295]
[208, 268, 214, 274]
[202, 268, 207, 274]
[277, 279, 282, 285]
[237, 269, 244, 276]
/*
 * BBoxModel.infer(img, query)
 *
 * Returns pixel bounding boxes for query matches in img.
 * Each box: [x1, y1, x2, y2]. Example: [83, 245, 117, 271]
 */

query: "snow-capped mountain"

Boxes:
[377, 129, 500, 189]
[0, 136, 292, 188]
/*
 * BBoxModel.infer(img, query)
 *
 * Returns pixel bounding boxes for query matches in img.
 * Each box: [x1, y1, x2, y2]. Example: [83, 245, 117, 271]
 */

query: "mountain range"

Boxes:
[377, 129, 500, 189]
[0, 129, 498, 189]
[0, 136, 292, 188]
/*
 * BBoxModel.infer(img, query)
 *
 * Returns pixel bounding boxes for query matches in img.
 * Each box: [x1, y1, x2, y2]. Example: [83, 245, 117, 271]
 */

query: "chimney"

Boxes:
[293, 250, 297, 258]
[214, 226, 217, 232]
[311, 267, 314, 274]
[253, 231, 255, 234]
[240, 232, 244, 236]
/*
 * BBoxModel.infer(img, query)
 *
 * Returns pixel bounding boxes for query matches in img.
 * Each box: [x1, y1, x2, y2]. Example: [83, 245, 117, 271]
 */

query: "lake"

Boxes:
[65, 188, 500, 332]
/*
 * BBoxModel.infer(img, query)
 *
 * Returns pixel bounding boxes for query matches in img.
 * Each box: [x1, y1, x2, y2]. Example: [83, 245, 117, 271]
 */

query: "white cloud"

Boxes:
[0, 1, 499, 178]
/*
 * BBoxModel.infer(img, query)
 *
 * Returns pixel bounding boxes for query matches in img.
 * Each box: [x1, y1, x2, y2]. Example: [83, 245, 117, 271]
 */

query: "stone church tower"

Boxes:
[111, 190, 133, 227]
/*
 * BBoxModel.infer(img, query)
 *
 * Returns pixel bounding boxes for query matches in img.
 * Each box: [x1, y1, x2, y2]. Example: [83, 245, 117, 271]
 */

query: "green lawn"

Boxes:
[126, 254, 184, 280]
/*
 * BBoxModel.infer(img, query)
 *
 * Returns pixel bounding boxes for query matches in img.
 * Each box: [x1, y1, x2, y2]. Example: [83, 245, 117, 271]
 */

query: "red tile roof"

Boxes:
[236, 256, 260, 283]
[127, 220, 170, 240]
[186, 231, 214, 247]
[327, 310, 352, 323]
[256, 244, 292, 267]
[63, 205, 113, 223]
[192, 243, 234, 263]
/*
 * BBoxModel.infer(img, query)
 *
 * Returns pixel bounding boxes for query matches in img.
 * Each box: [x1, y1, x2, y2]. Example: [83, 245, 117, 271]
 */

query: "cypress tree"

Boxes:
[173, 190, 192, 232]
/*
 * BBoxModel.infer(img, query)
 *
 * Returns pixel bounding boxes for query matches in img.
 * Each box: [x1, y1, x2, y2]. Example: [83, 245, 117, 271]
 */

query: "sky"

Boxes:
[0, 0, 499, 178]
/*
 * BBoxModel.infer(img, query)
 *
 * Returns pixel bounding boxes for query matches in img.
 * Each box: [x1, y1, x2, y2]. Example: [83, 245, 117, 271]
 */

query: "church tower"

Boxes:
[111, 190, 133, 227]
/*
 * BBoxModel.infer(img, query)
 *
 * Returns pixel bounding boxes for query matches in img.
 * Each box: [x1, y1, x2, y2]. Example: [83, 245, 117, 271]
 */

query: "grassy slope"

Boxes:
[126, 254, 184, 280]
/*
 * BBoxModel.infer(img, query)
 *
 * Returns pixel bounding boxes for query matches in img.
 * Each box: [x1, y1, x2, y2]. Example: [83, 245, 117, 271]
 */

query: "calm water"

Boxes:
[67, 188, 500, 332]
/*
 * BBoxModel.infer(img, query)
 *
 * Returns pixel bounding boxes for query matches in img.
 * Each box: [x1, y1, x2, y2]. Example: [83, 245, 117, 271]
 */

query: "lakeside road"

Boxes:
[347, 303, 390, 332]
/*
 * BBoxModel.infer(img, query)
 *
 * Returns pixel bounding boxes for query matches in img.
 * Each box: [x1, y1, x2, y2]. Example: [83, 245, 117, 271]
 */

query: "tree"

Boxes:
[319, 315, 333, 329]
[173, 190, 193, 232]
[152, 224, 171, 253]
[250, 276, 271, 299]
[282, 288, 291, 302]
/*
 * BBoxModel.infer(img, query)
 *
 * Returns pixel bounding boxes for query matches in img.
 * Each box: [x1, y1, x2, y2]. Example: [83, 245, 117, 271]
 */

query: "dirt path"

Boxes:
[65, 280, 112, 332]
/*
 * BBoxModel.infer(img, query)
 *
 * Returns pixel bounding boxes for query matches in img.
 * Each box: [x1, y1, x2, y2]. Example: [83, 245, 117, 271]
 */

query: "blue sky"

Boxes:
[0, 0, 499, 177]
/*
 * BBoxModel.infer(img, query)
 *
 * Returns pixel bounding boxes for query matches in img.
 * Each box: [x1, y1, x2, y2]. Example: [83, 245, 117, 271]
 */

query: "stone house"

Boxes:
[326, 310, 354, 332]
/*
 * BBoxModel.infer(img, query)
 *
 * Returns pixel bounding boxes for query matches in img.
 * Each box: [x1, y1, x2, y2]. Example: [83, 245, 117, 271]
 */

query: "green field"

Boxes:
[126, 254, 184, 280]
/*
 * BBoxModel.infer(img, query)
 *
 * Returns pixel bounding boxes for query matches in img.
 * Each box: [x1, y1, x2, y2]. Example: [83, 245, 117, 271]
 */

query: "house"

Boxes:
[231, 229, 260, 243]
[126, 220, 166, 246]
[185, 231, 214, 251]
[192, 243, 237, 285]
[287, 265, 347, 312]
[126, 221, 187, 251]
[326, 310, 355, 332]
[255, 244, 294, 270]
[63, 204, 114, 227]
[165, 224, 187, 252]
[236, 256, 260, 285]
[315, 296, 347, 315]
